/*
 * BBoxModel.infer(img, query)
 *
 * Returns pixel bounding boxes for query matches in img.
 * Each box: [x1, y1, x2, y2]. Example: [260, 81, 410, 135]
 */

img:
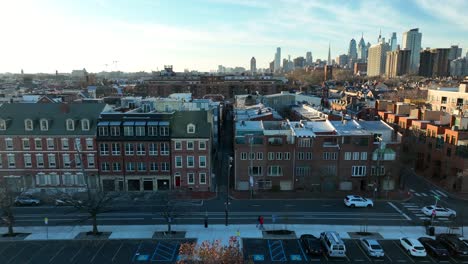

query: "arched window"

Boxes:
[0, 119, 6, 130]
[66, 119, 75, 131]
[24, 119, 33, 131]
[81, 119, 90, 131]
[187, 123, 195, 134]
[40, 119, 48, 131]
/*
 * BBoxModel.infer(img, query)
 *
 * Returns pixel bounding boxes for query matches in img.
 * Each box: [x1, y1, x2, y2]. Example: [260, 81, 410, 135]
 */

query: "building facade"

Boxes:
[385, 48, 411, 78]
[367, 41, 391, 77]
[402, 28, 422, 74]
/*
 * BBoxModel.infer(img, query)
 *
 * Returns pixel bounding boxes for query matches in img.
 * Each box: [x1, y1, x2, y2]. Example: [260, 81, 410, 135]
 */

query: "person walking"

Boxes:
[259, 215, 264, 230]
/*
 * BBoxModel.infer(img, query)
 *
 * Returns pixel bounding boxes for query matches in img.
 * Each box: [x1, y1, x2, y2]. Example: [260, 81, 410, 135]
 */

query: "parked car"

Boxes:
[344, 195, 373, 208]
[300, 234, 322, 256]
[418, 237, 449, 258]
[360, 238, 384, 258]
[421, 206, 456, 218]
[436, 234, 468, 257]
[14, 196, 40, 206]
[400, 237, 427, 257]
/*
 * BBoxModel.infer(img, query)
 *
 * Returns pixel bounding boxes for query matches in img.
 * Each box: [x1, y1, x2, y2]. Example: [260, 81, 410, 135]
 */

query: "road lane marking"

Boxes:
[387, 202, 411, 220]
[112, 242, 124, 262]
[90, 240, 107, 263]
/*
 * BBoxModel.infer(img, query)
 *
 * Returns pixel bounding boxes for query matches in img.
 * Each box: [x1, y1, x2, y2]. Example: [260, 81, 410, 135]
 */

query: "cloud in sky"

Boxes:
[0, 0, 466, 73]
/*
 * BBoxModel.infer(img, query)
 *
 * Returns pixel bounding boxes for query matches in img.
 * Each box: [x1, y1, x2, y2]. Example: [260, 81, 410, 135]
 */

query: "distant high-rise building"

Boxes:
[306, 52, 313, 66]
[448, 45, 462, 61]
[250, 57, 256, 74]
[390, 32, 397, 51]
[294, 56, 306, 68]
[269, 61, 274, 73]
[419, 48, 451, 77]
[337, 54, 349, 67]
[327, 43, 332, 66]
[367, 40, 391, 77]
[450, 58, 467, 77]
[21, 69, 24, 75]
[402, 28, 422, 74]
[324, 65, 333, 81]
[357, 34, 367, 62]
[385, 46, 411, 78]
[282, 58, 289, 71]
[348, 39, 358, 66]
[274, 47, 281, 72]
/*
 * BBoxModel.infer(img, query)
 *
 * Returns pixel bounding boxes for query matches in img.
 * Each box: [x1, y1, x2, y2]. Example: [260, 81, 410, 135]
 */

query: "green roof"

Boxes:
[0, 103, 107, 136]
[171, 110, 211, 138]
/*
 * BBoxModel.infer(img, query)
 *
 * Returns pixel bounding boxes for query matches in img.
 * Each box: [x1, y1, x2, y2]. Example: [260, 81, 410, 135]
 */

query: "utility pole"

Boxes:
[75, 138, 92, 201]
[225, 156, 233, 226]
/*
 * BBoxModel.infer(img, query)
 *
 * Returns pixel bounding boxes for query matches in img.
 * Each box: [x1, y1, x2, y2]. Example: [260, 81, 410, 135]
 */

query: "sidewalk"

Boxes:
[2, 224, 463, 245]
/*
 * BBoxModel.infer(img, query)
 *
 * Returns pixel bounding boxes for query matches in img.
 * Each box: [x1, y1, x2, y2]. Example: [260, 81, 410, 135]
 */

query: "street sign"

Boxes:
[44, 217, 48, 225]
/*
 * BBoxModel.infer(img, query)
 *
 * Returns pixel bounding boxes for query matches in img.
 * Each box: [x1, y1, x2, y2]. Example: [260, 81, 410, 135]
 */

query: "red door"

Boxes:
[175, 176, 181, 187]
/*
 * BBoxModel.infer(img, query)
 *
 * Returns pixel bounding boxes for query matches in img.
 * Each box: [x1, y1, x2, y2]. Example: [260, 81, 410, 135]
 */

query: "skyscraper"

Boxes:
[328, 43, 331, 66]
[419, 48, 451, 77]
[385, 46, 411, 78]
[367, 40, 391, 77]
[448, 45, 462, 61]
[348, 39, 357, 66]
[357, 34, 367, 62]
[306, 51, 313, 66]
[402, 28, 422, 74]
[274, 47, 281, 72]
[390, 32, 397, 51]
[250, 57, 256, 74]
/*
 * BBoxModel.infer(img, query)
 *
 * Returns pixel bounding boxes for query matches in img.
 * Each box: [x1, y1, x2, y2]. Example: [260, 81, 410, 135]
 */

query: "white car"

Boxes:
[360, 238, 384, 257]
[421, 205, 456, 218]
[400, 237, 427, 257]
[344, 195, 373, 208]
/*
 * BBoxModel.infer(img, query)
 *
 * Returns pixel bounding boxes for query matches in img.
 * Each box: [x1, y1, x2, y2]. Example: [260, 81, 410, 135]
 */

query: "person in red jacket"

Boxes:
[258, 215, 264, 230]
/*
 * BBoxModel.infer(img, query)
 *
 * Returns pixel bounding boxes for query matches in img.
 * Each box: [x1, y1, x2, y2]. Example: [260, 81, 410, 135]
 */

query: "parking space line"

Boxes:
[353, 239, 372, 263]
[111, 242, 123, 262]
[90, 240, 107, 263]
[7, 244, 27, 264]
[48, 244, 66, 263]
[26, 242, 49, 263]
[131, 242, 143, 262]
[70, 242, 85, 263]
[0, 243, 13, 256]
[392, 241, 415, 263]
[295, 239, 307, 262]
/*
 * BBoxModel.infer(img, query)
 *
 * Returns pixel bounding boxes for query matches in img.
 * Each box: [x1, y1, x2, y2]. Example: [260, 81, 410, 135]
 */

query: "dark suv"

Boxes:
[436, 234, 468, 257]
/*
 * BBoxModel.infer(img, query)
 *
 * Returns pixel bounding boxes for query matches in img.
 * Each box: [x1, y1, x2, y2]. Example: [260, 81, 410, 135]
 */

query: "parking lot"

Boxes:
[0, 239, 195, 264]
[243, 238, 468, 263]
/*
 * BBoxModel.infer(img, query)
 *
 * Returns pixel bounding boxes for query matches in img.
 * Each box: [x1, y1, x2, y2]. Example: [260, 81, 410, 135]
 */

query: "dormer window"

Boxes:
[66, 119, 75, 131]
[40, 119, 49, 131]
[81, 119, 90, 131]
[0, 119, 5, 130]
[24, 119, 33, 131]
[187, 124, 195, 134]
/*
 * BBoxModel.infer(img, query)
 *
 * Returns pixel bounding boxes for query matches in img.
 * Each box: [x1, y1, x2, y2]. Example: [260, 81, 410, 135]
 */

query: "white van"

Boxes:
[320, 231, 346, 257]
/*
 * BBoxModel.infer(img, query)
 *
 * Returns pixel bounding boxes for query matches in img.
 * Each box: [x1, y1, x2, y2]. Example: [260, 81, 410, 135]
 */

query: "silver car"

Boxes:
[14, 196, 41, 206]
[360, 238, 384, 257]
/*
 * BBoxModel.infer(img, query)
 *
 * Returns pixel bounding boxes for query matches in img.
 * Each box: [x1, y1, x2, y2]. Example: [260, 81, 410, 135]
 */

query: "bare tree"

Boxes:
[0, 188, 16, 236]
[157, 192, 180, 234]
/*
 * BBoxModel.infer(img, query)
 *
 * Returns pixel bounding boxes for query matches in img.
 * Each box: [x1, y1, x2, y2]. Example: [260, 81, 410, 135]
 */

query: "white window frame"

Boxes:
[268, 165, 283, 176]
[110, 126, 120, 136]
[100, 143, 109, 155]
[63, 154, 71, 168]
[361, 152, 367, 160]
[0, 119, 5, 130]
[160, 126, 169, 136]
[175, 156, 182, 168]
[150, 162, 158, 171]
[124, 126, 134, 136]
[125, 143, 134, 155]
[101, 162, 110, 172]
[148, 126, 158, 136]
[284, 152, 290, 160]
[5, 138, 13, 150]
[87, 154, 95, 168]
[66, 119, 75, 131]
[137, 143, 146, 155]
[187, 173, 195, 185]
[24, 119, 33, 131]
[137, 162, 146, 172]
[352, 166, 367, 177]
[111, 143, 121, 155]
[35, 138, 42, 149]
[344, 152, 351, 160]
[175, 141, 182, 150]
[276, 152, 283, 160]
[353, 152, 360, 160]
[160, 143, 169, 155]
[305, 152, 312, 160]
[47, 138, 54, 150]
[81, 119, 90, 131]
[22, 138, 30, 150]
[126, 162, 135, 171]
[187, 141, 194, 150]
[249, 166, 263, 176]
[135, 126, 145, 136]
[74, 154, 81, 168]
[149, 143, 158, 156]
[161, 162, 170, 171]
[187, 124, 195, 134]
[187, 156, 194, 168]
[199, 156, 206, 168]
[36, 154, 44, 168]
[24, 154, 32, 168]
[241, 152, 247, 160]
[257, 152, 263, 160]
[268, 152, 275, 160]
[112, 162, 121, 171]
[98, 126, 108, 136]
[199, 141, 206, 150]
[199, 173, 206, 184]
[48, 154, 56, 168]
[40, 119, 48, 131]
[61, 138, 69, 150]
[86, 138, 93, 150]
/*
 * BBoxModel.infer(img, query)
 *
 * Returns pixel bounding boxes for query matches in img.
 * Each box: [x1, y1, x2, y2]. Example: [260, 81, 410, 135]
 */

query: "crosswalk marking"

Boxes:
[430, 190, 439, 196]
[434, 190, 448, 198]
[421, 193, 428, 197]
[414, 193, 421, 197]
[410, 189, 415, 192]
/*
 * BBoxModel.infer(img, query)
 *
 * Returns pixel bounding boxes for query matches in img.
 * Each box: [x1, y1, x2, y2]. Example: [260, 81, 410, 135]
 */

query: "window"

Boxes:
[175, 156, 182, 168]
[199, 156, 206, 168]
[101, 162, 110, 171]
[87, 154, 95, 168]
[85, 138, 93, 150]
[305, 152, 312, 160]
[126, 162, 135, 171]
[24, 119, 33, 131]
[110, 126, 120, 136]
[137, 162, 146, 171]
[22, 138, 30, 150]
[161, 162, 170, 171]
[66, 119, 74, 131]
[36, 154, 44, 167]
[149, 143, 158, 156]
[0, 119, 5, 130]
[98, 126, 108, 136]
[187, 156, 194, 167]
[257, 152, 263, 160]
[250, 152, 255, 160]
[249, 166, 263, 176]
[111, 143, 121, 155]
[40, 119, 48, 131]
[47, 138, 54, 149]
[187, 173, 195, 185]
[323, 152, 337, 160]
[353, 152, 360, 160]
[49, 173, 60, 186]
[344, 152, 351, 160]
[296, 167, 310, 177]
[187, 141, 194, 150]
[148, 126, 158, 136]
[284, 152, 290, 160]
[298, 138, 311, 147]
[112, 162, 121, 171]
[241, 152, 247, 160]
[61, 138, 69, 150]
[74, 154, 81, 168]
[187, 124, 195, 134]
[175, 141, 182, 150]
[297, 152, 304, 160]
[5, 138, 13, 150]
[135, 126, 145, 136]
[276, 152, 283, 160]
[137, 143, 146, 155]
[352, 166, 367, 177]
[371, 166, 385, 176]
[160, 143, 169, 155]
[268, 152, 275, 160]
[160, 126, 169, 136]
[81, 119, 90, 131]
[0, 154, 2, 168]
[257, 179, 272, 190]
[268, 166, 283, 176]
[100, 143, 109, 155]
[150, 162, 158, 171]
[361, 152, 367, 160]
[63, 173, 85, 186]
[48, 154, 56, 168]
[199, 173, 206, 184]
[124, 126, 134, 136]
[35, 138, 42, 149]
[125, 143, 134, 155]
[24, 154, 32, 168]
[199, 141, 206, 150]
[63, 154, 71, 168]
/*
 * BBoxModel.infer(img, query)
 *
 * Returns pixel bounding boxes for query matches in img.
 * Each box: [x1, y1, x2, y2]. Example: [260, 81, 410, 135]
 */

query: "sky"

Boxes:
[0, 0, 467, 73]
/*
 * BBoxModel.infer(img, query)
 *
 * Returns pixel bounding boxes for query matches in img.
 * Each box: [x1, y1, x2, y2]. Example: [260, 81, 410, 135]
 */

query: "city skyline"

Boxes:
[0, 0, 467, 73]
